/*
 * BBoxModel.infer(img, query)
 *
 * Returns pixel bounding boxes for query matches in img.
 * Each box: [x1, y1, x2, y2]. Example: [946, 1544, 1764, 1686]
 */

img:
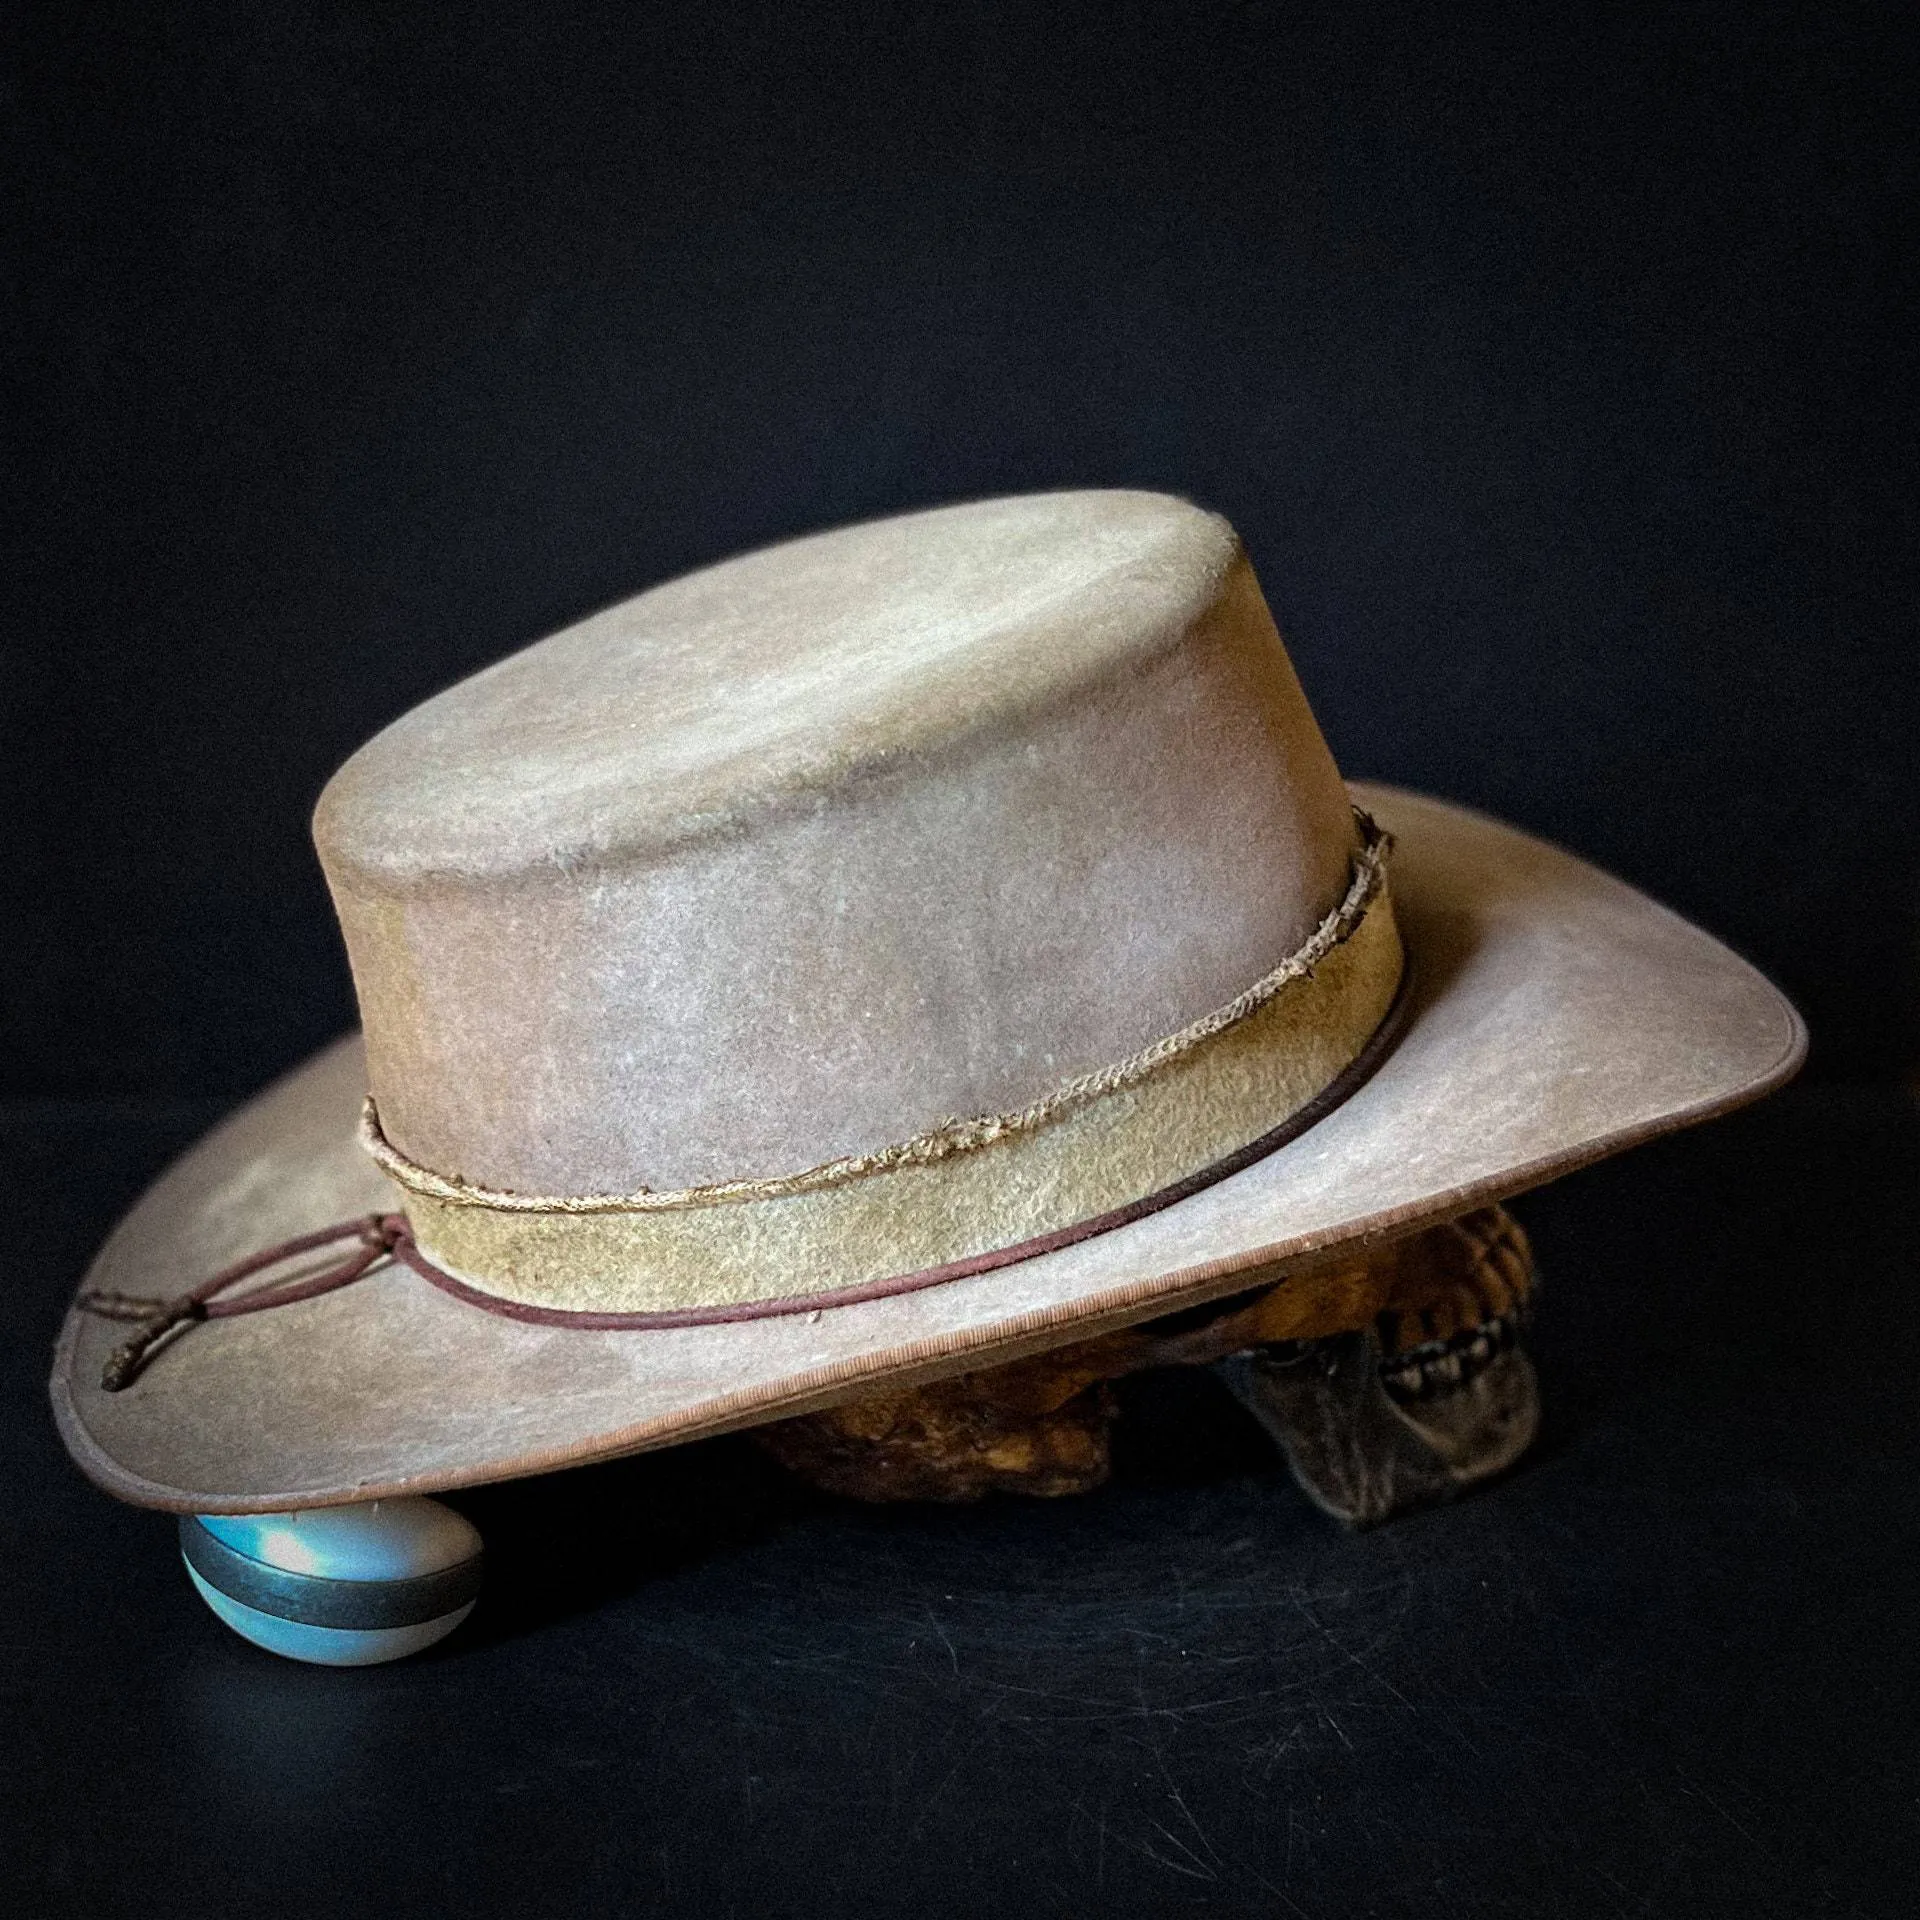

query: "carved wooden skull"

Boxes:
[754, 1206, 1538, 1526]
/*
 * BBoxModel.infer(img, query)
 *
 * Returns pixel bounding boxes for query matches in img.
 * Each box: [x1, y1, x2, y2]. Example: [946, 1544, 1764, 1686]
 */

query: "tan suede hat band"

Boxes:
[363, 820, 1403, 1316]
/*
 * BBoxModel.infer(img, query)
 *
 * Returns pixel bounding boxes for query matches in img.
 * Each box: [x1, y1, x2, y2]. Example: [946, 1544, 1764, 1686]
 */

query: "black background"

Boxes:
[6, 5, 1919, 1916]
[7, 0, 1917, 1099]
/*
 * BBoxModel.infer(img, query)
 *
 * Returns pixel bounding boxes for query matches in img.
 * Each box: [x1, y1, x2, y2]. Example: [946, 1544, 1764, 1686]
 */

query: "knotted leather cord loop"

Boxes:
[79, 1213, 412, 1391]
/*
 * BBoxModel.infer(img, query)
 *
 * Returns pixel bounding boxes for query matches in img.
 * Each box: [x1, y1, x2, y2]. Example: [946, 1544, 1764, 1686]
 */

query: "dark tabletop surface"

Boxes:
[4, 1083, 1915, 1919]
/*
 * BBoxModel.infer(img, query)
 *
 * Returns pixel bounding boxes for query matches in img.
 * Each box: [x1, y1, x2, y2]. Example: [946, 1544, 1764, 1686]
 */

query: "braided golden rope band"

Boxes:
[362, 814, 1394, 1214]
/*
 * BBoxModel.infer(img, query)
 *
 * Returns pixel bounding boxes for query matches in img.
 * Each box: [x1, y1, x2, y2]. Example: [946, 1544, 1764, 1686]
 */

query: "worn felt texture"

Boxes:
[52, 786, 1803, 1513]
[315, 493, 1359, 1197]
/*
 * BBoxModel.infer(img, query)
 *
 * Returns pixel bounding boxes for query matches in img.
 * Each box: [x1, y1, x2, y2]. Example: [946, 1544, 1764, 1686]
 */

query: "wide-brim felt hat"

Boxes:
[51, 492, 1804, 1513]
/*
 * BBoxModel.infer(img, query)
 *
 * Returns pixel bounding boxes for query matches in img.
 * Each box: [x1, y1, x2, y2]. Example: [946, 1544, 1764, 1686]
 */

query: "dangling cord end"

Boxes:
[80, 1213, 410, 1392]
[98, 1299, 210, 1392]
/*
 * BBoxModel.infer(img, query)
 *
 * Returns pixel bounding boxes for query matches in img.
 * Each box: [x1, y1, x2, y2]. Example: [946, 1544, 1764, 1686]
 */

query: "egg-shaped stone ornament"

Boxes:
[180, 1497, 483, 1665]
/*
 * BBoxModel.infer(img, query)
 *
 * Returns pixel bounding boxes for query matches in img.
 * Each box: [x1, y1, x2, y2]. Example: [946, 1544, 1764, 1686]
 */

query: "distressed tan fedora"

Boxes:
[51, 490, 1804, 1513]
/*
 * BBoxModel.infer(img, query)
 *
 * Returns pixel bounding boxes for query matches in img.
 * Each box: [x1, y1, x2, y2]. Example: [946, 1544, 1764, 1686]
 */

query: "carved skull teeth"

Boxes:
[1380, 1309, 1525, 1404]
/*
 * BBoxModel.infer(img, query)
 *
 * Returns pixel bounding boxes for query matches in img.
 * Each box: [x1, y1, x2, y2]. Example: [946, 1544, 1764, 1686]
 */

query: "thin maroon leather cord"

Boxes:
[79, 965, 1411, 1388]
[80, 1213, 411, 1391]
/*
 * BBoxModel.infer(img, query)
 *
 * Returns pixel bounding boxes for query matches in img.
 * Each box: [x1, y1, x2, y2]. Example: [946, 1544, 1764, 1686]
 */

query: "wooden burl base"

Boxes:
[753, 1207, 1539, 1527]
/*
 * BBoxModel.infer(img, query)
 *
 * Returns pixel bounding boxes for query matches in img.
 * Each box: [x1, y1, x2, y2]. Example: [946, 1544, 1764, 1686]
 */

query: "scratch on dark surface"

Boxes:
[1249, 1718, 1312, 1784]
[1067, 1798, 1113, 1890]
[1285, 1585, 1420, 1715]
[904, 1698, 1016, 1840]
[1672, 1767, 1768, 1857]
[1152, 1728, 1211, 1841]
[924, 1602, 960, 1677]
[1140, 1823, 1216, 1882]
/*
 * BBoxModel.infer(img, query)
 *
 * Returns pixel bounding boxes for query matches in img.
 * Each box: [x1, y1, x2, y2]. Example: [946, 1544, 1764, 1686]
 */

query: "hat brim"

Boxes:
[51, 784, 1805, 1513]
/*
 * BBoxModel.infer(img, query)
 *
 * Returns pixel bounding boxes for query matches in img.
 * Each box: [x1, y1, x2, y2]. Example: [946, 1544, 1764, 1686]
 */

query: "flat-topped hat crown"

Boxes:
[315, 490, 1405, 1317]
